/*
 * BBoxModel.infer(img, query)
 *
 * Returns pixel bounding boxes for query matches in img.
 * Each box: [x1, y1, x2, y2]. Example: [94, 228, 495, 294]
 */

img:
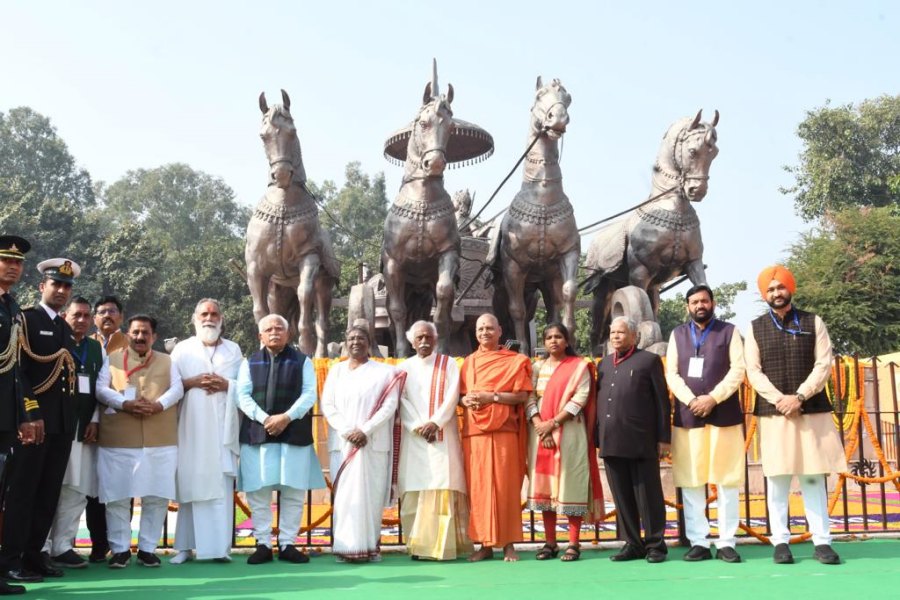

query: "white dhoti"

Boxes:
[174, 475, 235, 559]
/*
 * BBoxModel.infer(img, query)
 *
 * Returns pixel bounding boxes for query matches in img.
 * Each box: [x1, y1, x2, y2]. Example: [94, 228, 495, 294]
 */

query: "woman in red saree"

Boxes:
[526, 323, 604, 561]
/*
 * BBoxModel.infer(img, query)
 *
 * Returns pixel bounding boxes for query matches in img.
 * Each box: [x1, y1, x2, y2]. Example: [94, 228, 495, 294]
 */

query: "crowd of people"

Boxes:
[0, 233, 848, 595]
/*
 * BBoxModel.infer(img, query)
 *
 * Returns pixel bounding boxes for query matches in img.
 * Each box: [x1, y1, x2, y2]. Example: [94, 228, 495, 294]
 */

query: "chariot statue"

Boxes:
[245, 89, 339, 357]
[582, 110, 720, 355]
[381, 60, 494, 356]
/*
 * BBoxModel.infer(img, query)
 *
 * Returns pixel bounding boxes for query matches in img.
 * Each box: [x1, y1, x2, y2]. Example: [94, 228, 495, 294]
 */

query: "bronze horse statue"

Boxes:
[583, 109, 720, 354]
[245, 89, 338, 357]
[381, 64, 459, 357]
[487, 77, 578, 356]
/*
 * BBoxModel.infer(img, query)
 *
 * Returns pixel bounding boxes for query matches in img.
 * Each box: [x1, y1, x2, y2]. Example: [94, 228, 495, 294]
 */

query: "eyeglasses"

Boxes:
[96, 308, 120, 316]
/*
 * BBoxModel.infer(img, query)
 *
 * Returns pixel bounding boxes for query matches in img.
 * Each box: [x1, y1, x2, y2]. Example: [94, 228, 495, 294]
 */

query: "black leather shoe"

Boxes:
[683, 545, 712, 561]
[646, 548, 667, 563]
[1, 569, 42, 583]
[609, 545, 646, 562]
[26, 553, 64, 578]
[0, 580, 25, 596]
[813, 544, 841, 565]
[773, 543, 794, 564]
[247, 544, 273, 565]
[278, 544, 310, 564]
[715, 546, 742, 563]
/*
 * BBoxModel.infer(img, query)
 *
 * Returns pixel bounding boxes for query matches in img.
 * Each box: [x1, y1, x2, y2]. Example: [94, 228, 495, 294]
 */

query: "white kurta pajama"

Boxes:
[321, 360, 401, 561]
[397, 354, 471, 560]
[170, 336, 243, 560]
[96, 360, 184, 554]
[235, 355, 325, 549]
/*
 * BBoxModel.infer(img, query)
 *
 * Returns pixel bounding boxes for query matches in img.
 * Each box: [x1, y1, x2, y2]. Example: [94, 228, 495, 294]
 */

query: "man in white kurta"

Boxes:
[397, 321, 471, 560]
[96, 315, 184, 568]
[321, 326, 404, 563]
[169, 300, 243, 564]
[235, 314, 325, 565]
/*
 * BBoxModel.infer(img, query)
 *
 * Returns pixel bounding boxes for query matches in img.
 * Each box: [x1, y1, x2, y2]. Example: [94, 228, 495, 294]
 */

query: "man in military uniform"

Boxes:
[0, 235, 41, 596]
[0, 258, 79, 584]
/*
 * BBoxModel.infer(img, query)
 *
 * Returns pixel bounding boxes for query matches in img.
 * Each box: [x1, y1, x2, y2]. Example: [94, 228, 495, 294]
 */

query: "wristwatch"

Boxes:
[797, 393, 807, 403]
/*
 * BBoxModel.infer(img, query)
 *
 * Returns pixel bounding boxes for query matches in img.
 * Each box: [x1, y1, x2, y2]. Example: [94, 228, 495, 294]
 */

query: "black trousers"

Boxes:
[85, 495, 108, 551]
[603, 455, 667, 553]
[0, 432, 72, 569]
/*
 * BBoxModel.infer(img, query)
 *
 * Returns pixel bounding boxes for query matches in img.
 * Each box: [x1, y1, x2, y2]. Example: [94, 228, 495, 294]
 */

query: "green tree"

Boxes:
[781, 95, 900, 221]
[786, 207, 900, 355]
[311, 162, 388, 295]
[656, 280, 747, 340]
[0, 107, 98, 292]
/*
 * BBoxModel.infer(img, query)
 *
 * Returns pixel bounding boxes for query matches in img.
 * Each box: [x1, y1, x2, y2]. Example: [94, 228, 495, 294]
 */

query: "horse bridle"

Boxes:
[401, 99, 451, 186]
[656, 125, 712, 188]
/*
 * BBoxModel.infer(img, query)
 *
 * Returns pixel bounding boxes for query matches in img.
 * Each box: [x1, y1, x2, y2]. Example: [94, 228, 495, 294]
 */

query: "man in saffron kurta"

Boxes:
[397, 321, 471, 561]
[460, 314, 532, 562]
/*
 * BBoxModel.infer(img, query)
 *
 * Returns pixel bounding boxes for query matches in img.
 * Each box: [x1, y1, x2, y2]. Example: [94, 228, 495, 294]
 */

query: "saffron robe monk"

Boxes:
[460, 314, 533, 562]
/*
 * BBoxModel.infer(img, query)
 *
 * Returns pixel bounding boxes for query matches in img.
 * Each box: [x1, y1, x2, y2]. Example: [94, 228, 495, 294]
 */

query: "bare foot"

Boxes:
[503, 543, 519, 562]
[468, 546, 494, 562]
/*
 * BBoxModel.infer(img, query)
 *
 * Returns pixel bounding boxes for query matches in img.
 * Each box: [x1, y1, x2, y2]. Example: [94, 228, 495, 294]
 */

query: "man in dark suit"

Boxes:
[596, 316, 671, 563]
[0, 258, 79, 583]
[0, 235, 42, 596]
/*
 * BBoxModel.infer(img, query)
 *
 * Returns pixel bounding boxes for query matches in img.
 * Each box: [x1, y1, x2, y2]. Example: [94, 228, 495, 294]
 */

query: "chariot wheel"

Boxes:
[610, 286, 666, 355]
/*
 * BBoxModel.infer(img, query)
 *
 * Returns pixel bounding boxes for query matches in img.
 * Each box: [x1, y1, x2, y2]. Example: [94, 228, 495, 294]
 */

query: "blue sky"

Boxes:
[3, 0, 897, 329]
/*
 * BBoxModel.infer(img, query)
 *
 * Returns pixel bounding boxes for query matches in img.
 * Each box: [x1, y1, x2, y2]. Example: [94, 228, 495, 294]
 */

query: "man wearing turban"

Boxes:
[745, 265, 847, 565]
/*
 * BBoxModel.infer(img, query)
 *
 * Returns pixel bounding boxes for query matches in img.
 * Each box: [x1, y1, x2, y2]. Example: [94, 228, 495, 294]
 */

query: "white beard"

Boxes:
[195, 322, 222, 344]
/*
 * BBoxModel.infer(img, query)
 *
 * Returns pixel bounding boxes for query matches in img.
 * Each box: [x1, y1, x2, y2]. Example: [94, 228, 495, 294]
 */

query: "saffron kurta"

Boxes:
[460, 347, 533, 547]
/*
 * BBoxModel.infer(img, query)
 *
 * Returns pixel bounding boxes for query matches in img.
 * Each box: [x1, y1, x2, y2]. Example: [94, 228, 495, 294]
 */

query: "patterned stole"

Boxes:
[429, 354, 450, 441]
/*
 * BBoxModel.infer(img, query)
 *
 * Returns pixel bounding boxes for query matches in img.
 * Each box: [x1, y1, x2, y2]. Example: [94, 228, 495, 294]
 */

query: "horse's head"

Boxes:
[407, 60, 454, 178]
[532, 77, 571, 139]
[657, 109, 720, 202]
[259, 89, 305, 189]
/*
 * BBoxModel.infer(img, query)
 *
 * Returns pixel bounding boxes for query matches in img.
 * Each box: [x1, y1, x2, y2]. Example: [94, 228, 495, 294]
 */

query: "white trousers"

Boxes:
[681, 485, 740, 549]
[173, 475, 235, 559]
[44, 485, 89, 556]
[766, 474, 832, 546]
[245, 486, 306, 548]
[106, 496, 169, 553]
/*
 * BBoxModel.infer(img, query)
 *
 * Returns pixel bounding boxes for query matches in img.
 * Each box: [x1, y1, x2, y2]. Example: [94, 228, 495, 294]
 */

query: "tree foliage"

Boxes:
[656, 280, 747, 340]
[786, 207, 900, 355]
[782, 95, 900, 221]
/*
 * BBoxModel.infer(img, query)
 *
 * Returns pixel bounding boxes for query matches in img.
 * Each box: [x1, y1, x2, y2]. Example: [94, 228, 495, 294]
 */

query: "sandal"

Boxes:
[536, 543, 560, 560]
[561, 545, 581, 562]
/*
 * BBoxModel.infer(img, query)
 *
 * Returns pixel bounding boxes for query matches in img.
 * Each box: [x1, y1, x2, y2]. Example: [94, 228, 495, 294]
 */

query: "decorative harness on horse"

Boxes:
[635, 206, 699, 231]
[390, 194, 455, 222]
[508, 195, 574, 225]
[252, 189, 319, 225]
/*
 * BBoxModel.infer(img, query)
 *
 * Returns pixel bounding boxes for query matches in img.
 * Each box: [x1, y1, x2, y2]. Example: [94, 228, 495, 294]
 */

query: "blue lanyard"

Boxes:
[768, 308, 803, 335]
[70, 340, 88, 370]
[689, 319, 715, 356]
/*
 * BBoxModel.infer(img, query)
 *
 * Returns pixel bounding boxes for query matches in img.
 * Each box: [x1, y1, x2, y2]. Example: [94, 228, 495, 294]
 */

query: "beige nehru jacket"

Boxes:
[98, 348, 179, 448]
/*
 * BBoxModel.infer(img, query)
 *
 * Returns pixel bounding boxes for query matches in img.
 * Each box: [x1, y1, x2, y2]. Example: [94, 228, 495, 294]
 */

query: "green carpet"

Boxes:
[23, 540, 900, 600]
